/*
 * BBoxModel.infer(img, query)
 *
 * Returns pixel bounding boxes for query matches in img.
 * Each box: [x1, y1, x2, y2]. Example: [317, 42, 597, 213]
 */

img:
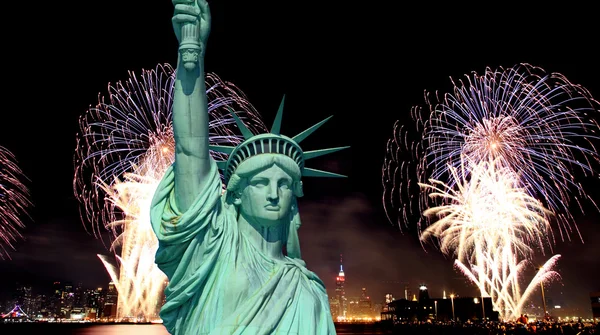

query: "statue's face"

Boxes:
[237, 165, 294, 227]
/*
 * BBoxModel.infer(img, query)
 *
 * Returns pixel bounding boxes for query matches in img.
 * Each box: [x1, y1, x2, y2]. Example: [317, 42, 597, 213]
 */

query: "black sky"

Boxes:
[0, 1, 598, 315]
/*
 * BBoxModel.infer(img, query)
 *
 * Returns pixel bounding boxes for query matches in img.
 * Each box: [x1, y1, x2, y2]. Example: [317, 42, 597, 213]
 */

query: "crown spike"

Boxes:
[209, 145, 235, 155]
[271, 95, 285, 135]
[227, 107, 255, 140]
[302, 167, 347, 178]
[291, 116, 333, 144]
[304, 146, 350, 160]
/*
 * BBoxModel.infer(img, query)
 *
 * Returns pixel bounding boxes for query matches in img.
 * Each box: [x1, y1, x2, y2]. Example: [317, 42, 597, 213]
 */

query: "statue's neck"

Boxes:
[237, 215, 286, 261]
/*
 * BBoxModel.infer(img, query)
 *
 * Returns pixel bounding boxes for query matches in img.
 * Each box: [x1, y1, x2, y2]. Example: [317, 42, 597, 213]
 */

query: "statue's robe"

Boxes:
[151, 160, 336, 335]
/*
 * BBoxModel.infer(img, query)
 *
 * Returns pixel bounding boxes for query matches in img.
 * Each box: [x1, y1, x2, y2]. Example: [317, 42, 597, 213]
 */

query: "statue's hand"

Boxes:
[172, 0, 211, 57]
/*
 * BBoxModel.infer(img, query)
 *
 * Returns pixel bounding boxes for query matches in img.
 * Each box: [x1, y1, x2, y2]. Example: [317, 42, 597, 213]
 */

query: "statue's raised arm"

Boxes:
[152, 2, 346, 333]
[171, 0, 212, 212]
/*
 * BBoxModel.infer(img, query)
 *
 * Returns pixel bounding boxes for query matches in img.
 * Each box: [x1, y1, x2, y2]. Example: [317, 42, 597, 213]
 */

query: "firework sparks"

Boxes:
[420, 158, 553, 262]
[419, 158, 558, 320]
[74, 63, 267, 321]
[454, 253, 561, 321]
[383, 63, 600, 240]
[0, 146, 32, 260]
[382, 63, 600, 321]
[74, 63, 267, 242]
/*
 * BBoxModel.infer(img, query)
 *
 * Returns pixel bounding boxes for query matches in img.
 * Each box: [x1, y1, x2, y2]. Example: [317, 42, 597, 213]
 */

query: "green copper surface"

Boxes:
[151, 1, 347, 334]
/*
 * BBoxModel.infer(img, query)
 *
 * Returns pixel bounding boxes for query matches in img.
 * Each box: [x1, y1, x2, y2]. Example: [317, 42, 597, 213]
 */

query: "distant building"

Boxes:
[591, 292, 600, 323]
[381, 287, 498, 323]
[358, 288, 373, 317]
[74, 282, 84, 309]
[382, 294, 394, 314]
[329, 296, 340, 321]
[103, 281, 118, 319]
[347, 296, 359, 317]
[373, 302, 383, 316]
[70, 307, 85, 320]
[418, 284, 430, 302]
[85, 287, 105, 320]
[334, 254, 346, 319]
[62, 282, 74, 318]
[14, 285, 34, 315]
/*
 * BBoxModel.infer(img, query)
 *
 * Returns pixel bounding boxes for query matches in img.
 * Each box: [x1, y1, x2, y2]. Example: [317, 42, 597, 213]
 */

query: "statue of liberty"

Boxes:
[150, 1, 348, 334]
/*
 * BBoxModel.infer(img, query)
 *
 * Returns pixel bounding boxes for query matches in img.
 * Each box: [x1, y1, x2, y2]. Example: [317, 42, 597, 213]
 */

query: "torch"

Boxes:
[178, 2, 201, 71]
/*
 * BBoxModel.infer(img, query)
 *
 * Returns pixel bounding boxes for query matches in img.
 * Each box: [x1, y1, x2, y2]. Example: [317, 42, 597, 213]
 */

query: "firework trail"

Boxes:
[74, 63, 267, 321]
[74, 63, 267, 241]
[454, 251, 561, 321]
[0, 146, 32, 260]
[383, 63, 600, 241]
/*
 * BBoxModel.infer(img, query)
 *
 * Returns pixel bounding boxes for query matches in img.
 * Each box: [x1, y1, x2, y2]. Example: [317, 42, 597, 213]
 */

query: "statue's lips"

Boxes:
[264, 205, 280, 211]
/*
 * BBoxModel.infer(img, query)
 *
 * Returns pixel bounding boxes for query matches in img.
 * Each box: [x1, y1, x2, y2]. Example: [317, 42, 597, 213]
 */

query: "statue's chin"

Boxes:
[245, 213, 288, 229]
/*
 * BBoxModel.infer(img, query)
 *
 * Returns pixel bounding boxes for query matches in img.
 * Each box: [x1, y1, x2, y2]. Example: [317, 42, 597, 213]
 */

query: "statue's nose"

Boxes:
[267, 184, 278, 202]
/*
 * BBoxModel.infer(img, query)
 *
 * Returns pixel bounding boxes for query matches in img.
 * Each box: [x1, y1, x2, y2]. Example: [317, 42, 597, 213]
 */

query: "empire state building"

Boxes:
[335, 254, 346, 318]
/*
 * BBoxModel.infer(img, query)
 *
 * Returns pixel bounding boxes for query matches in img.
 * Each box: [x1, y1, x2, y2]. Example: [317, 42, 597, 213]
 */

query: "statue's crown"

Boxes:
[210, 95, 349, 184]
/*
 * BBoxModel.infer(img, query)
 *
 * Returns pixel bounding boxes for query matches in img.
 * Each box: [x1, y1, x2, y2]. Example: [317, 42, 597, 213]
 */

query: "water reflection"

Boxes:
[0, 323, 388, 334]
[78, 324, 170, 335]
[0, 324, 170, 335]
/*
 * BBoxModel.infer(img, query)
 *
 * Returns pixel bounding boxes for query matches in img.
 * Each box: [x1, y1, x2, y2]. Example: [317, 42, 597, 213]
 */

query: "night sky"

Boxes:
[0, 1, 598, 315]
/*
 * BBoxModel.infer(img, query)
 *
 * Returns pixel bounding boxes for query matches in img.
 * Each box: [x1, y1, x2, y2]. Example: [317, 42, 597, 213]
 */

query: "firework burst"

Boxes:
[73, 63, 267, 321]
[383, 63, 600, 241]
[0, 146, 32, 260]
[419, 158, 560, 320]
[382, 63, 599, 320]
[420, 158, 553, 262]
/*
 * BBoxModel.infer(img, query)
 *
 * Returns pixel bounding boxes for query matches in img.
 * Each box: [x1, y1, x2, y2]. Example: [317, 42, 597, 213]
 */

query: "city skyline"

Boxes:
[0, 264, 593, 321]
[0, 0, 598, 321]
[1, 248, 595, 319]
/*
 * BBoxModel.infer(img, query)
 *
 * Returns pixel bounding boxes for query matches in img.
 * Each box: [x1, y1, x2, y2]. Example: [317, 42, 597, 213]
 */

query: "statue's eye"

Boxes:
[250, 179, 268, 187]
[278, 180, 291, 189]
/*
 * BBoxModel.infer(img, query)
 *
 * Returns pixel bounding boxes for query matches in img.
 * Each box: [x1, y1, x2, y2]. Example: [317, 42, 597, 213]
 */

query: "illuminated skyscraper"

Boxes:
[335, 254, 346, 318]
[328, 296, 340, 320]
[15, 285, 33, 315]
[358, 287, 373, 317]
[382, 294, 394, 313]
[104, 281, 118, 319]
[418, 284, 430, 302]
